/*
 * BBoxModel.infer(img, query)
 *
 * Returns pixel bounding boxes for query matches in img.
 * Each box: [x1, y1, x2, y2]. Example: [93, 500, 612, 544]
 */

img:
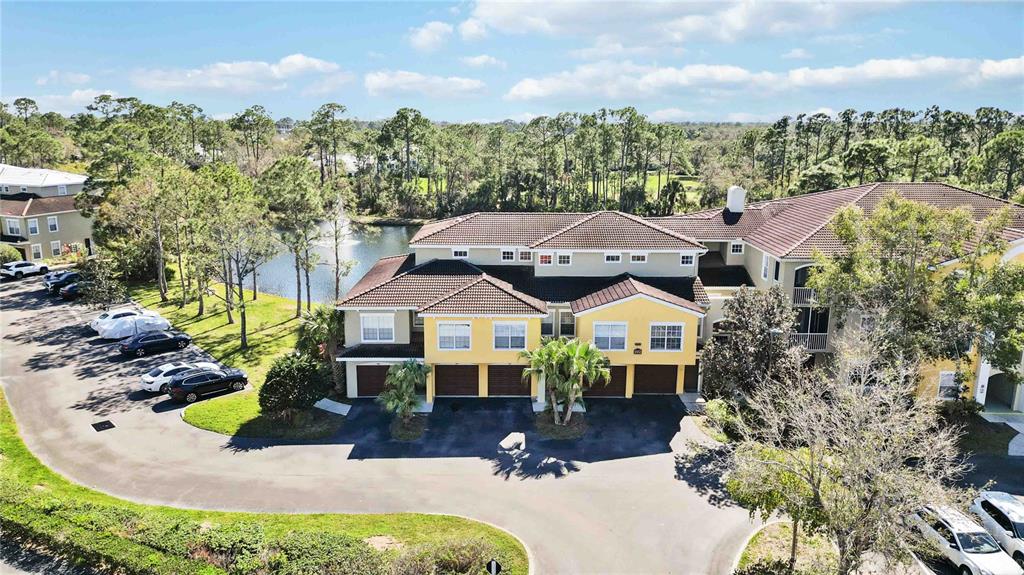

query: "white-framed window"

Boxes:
[557, 253, 572, 266]
[518, 250, 533, 262]
[500, 249, 515, 262]
[5, 218, 21, 236]
[360, 313, 395, 342]
[680, 254, 694, 266]
[47, 216, 59, 232]
[650, 323, 684, 351]
[761, 254, 770, 280]
[20, 186, 27, 193]
[559, 310, 575, 336]
[452, 249, 469, 259]
[630, 253, 648, 264]
[30, 244, 42, 260]
[50, 241, 61, 256]
[27, 218, 39, 235]
[1, 185, 7, 192]
[57, 184, 68, 196]
[413, 314, 424, 327]
[438, 322, 471, 350]
[937, 371, 959, 400]
[604, 253, 621, 263]
[730, 242, 744, 255]
[493, 321, 527, 350]
[538, 252, 553, 266]
[593, 322, 627, 351]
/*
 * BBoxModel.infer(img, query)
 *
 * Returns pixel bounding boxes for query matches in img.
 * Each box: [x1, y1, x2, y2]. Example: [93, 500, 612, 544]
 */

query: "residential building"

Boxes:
[0, 164, 94, 261]
[338, 182, 1024, 412]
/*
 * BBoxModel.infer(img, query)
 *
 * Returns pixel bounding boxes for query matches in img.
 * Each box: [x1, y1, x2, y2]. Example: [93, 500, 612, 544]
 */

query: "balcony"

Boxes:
[791, 333, 828, 352]
[792, 287, 816, 305]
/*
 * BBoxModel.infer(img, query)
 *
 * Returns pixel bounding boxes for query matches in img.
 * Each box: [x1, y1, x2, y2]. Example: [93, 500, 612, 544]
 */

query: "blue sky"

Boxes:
[2, 1, 1022, 122]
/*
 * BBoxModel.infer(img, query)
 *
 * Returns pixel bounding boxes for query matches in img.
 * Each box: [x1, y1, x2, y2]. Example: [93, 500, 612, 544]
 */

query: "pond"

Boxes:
[248, 216, 417, 304]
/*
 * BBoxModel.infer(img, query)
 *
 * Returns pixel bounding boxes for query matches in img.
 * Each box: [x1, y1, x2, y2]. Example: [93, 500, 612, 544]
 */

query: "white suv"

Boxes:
[908, 505, 1023, 575]
[972, 492, 1024, 568]
[1, 260, 48, 279]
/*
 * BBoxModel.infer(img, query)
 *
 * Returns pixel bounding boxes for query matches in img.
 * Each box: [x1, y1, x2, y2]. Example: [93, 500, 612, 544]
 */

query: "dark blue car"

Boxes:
[44, 271, 80, 294]
[118, 330, 191, 357]
[167, 366, 247, 403]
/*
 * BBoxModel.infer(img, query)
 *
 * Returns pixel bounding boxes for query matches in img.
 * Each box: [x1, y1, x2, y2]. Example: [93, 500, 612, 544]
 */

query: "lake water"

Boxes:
[250, 217, 417, 304]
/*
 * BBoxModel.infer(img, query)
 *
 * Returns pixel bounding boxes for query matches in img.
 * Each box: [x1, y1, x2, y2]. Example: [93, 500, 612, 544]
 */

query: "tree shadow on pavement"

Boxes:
[674, 445, 738, 509]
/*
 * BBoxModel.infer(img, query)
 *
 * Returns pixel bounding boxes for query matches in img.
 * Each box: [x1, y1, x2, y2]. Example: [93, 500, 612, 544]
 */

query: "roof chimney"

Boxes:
[726, 185, 746, 213]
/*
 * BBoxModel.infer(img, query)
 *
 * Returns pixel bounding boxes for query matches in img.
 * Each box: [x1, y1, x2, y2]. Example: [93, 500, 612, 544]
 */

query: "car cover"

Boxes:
[99, 313, 171, 339]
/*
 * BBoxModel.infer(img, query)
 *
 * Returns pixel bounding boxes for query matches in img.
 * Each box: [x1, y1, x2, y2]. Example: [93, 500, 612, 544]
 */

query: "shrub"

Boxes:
[939, 397, 984, 421]
[733, 559, 794, 575]
[391, 538, 496, 575]
[704, 398, 741, 439]
[378, 360, 429, 424]
[259, 353, 331, 420]
[270, 531, 387, 575]
[0, 243, 22, 264]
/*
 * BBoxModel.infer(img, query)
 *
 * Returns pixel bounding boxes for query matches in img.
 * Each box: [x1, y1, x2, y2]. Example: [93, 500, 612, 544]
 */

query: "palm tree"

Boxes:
[521, 338, 568, 424]
[521, 338, 609, 425]
[377, 360, 430, 424]
[296, 306, 346, 395]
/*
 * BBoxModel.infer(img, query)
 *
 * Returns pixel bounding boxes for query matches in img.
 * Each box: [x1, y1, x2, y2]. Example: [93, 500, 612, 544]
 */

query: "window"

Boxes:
[27, 219, 38, 235]
[538, 252, 553, 266]
[557, 253, 572, 266]
[47, 216, 58, 232]
[30, 244, 42, 260]
[518, 250, 533, 262]
[5, 218, 20, 236]
[451, 249, 469, 259]
[696, 318, 704, 339]
[493, 322, 527, 350]
[20, 186, 27, 193]
[650, 323, 684, 351]
[680, 254, 694, 266]
[980, 501, 1016, 534]
[413, 314, 424, 327]
[50, 241, 61, 256]
[360, 314, 395, 342]
[541, 311, 554, 336]
[559, 310, 575, 336]
[594, 322, 627, 351]
[630, 253, 647, 264]
[501, 249, 515, 262]
[438, 322, 471, 350]
[773, 260, 781, 282]
[58, 184, 68, 196]
[761, 254, 770, 280]
[937, 371, 959, 400]
[730, 242, 744, 255]
[604, 253, 621, 263]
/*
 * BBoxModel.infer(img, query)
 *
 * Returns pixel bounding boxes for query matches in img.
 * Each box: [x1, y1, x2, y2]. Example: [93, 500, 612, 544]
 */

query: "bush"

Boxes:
[391, 538, 497, 575]
[0, 243, 22, 264]
[704, 398, 741, 439]
[734, 559, 794, 575]
[259, 353, 331, 419]
[270, 531, 386, 575]
[939, 397, 984, 421]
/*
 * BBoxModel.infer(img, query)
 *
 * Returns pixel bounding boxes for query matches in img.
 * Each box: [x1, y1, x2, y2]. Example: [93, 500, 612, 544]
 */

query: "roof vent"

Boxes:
[726, 185, 746, 213]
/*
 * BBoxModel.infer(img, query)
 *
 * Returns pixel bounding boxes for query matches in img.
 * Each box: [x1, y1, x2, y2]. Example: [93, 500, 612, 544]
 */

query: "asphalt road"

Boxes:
[0, 277, 757, 575]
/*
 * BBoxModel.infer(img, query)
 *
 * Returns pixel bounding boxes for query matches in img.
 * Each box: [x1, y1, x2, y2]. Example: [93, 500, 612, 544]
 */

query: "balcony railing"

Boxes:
[792, 287, 816, 305]
[791, 333, 828, 352]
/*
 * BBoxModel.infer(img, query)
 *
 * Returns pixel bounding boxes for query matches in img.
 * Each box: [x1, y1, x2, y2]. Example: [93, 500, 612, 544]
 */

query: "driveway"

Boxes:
[0, 278, 756, 574]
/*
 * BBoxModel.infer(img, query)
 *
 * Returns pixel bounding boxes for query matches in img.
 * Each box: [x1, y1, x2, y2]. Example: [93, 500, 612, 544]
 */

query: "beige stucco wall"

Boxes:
[534, 250, 696, 277]
[9, 211, 94, 262]
[343, 309, 412, 346]
[1, 182, 86, 198]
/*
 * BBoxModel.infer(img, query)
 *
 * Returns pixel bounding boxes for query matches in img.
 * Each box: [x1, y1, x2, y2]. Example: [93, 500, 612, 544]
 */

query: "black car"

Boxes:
[167, 367, 248, 403]
[59, 281, 88, 300]
[118, 330, 191, 357]
[44, 271, 80, 294]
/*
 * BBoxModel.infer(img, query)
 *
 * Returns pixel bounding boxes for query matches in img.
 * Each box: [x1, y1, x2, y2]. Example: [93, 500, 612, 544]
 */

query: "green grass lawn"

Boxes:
[0, 389, 529, 573]
[128, 281, 319, 438]
[738, 521, 836, 574]
[955, 413, 1019, 456]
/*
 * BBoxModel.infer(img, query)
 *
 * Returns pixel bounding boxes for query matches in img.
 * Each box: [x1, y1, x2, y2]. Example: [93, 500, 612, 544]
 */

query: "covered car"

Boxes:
[97, 311, 170, 339]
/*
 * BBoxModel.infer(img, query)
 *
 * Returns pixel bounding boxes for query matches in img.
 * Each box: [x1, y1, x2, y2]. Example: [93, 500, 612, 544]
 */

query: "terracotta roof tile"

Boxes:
[418, 275, 547, 315]
[0, 198, 29, 216]
[338, 258, 482, 308]
[344, 254, 416, 299]
[530, 210, 704, 250]
[410, 212, 584, 246]
[24, 195, 79, 215]
[569, 276, 706, 315]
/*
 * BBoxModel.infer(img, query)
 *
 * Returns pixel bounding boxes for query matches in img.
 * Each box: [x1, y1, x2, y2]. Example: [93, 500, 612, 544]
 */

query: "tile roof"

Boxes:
[0, 195, 81, 217]
[570, 276, 706, 315]
[345, 253, 417, 296]
[477, 266, 709, 307]
[418, 275, 547, 316]
[0, 164, 87, 187]
[338, 258, 482, 308]
[530, 210, 704, 250]
[410, 212, 584, 246]
[336, 342, 424, 359]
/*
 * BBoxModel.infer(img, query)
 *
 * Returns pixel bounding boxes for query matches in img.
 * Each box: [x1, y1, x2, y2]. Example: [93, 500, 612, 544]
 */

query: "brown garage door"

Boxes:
[634, 364, 678, 394]
[583, 365, 627, 397]
[356, 365, 391, 397]
[434, 365, 480, 396]
[488, 365, 530, 396]
[683, 360, 700, 393]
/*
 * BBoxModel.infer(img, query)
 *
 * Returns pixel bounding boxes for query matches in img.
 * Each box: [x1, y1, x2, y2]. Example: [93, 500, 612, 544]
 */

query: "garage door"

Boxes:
[683, 360, 700, 393]
[583, 365, 627, 397]
[488, 365, 530, 396]
[434, 365, 480, 396]
[356, 365, 391, 397]
[634, 364, 678, 394]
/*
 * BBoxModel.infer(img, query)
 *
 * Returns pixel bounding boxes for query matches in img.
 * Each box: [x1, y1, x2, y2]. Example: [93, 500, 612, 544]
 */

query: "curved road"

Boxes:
[0, 279, 756, 574]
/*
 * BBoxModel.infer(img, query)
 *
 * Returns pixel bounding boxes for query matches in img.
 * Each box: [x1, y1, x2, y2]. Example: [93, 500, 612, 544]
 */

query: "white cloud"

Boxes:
[131, 53, 340, 94]
[35, 70, 91, 86]
[459, 18, 487, 40]
[781, 48, 812, 60]
[36, 88, 116, 114]
[408, 21, 453, 52]
[364, 70, 485, 98]
[570, 35, 654, 59]
[506, 55, 1024, 101]
[302, 72, 356, 97]
[460, 54, 506, 68]
[650, 108, 696, 122]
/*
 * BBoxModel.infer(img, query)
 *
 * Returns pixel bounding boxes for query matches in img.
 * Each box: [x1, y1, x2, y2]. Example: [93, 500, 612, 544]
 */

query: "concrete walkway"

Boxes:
[980, 412, 1024, 457]
[0, 279, 757, 575]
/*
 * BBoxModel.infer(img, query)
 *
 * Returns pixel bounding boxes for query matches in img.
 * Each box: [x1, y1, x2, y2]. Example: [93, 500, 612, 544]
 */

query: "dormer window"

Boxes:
[452, 249, 469, 259]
